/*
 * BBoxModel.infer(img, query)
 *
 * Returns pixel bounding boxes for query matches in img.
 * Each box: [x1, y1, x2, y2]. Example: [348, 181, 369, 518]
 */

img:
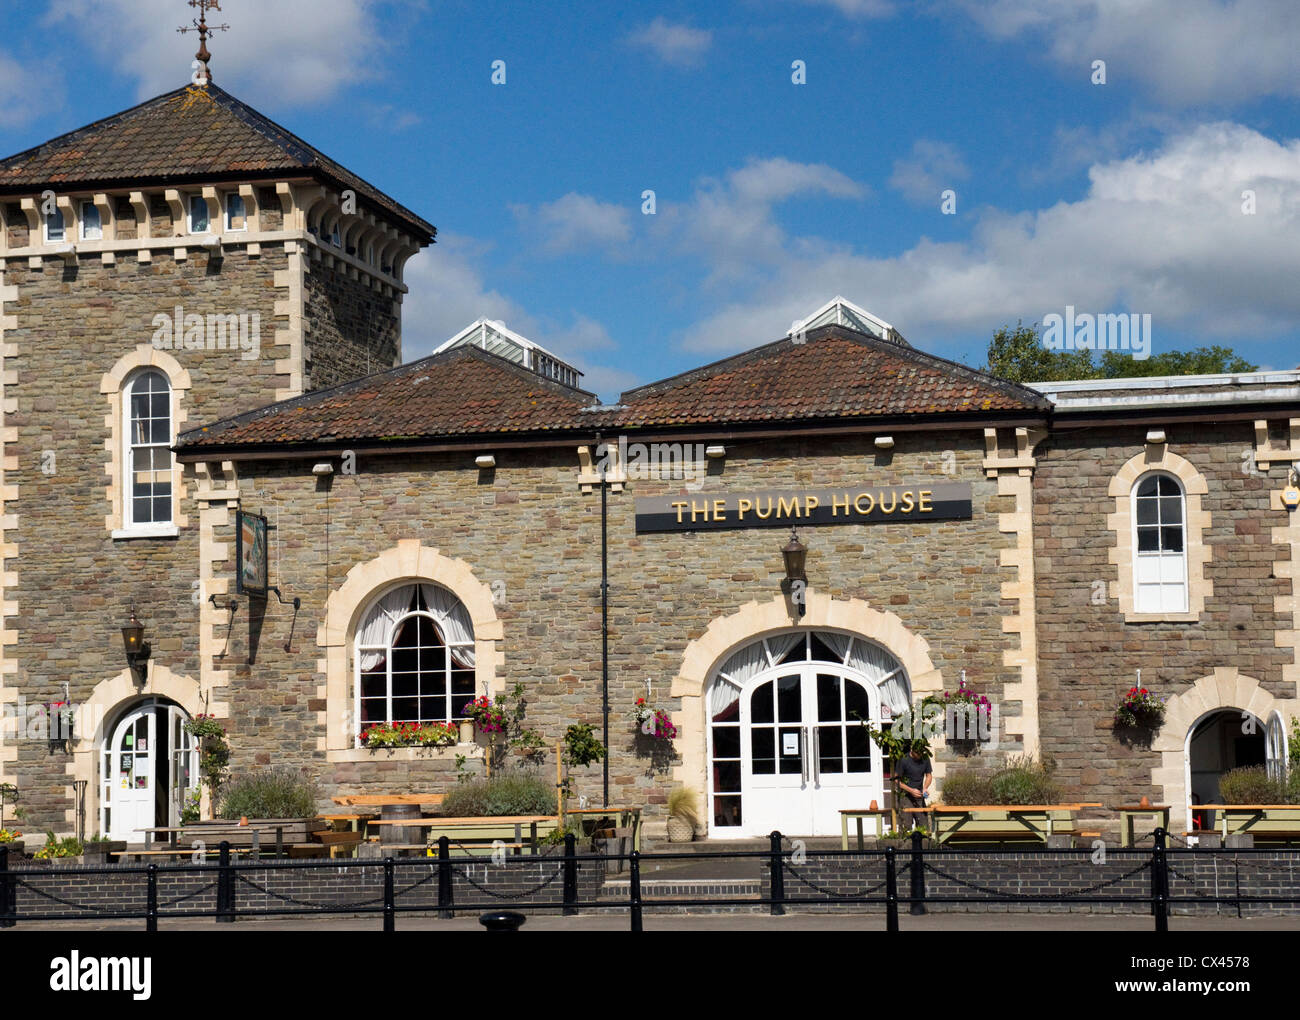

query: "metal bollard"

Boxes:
[769, 831, 786, 916]
[885, 845, 899, 932]
[909, 828, 927, 915]
[629, 850, 643, 932]
[562, 832, 578, 916]
[216, 841, 235, 924]
[479, 910, 526, 931]
[146, 863, 158, 932]
[437, 835, 453, 919]
[383, 857, 395, 932]
[0, 846, 14, 928]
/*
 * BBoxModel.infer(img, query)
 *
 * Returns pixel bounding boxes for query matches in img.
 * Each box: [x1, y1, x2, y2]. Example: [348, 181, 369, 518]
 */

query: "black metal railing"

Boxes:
[2, 829, 1298, 932]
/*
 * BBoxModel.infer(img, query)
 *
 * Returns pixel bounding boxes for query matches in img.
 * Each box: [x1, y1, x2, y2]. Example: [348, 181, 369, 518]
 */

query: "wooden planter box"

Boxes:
[184, 818, 326, 848]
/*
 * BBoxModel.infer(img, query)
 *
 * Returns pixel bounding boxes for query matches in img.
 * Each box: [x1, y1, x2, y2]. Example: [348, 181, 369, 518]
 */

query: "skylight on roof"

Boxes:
[434, 319, 584, 387]
[788, 296, 908, 346]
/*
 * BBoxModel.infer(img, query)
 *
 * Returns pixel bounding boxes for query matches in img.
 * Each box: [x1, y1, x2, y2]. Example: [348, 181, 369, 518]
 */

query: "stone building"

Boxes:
[1, 76, 1298, 844]
[0, 78, 431, 839]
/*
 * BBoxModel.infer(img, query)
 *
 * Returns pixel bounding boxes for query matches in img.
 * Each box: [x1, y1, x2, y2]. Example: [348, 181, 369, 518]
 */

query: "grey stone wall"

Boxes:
[1031, 423, 1291, 808]
[302, 259, 400, 390]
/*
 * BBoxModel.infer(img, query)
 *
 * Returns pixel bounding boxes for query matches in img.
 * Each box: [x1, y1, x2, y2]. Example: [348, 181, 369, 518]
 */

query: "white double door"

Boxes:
[741, 666, 882, 837]
[103, 700, 196, 843]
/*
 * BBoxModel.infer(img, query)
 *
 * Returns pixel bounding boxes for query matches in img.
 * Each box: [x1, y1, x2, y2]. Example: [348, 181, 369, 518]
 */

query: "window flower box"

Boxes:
[360, 721, 458, 750]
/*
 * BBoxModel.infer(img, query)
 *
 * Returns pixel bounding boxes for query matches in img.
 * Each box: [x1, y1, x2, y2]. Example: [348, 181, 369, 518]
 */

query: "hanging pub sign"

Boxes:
[635, 483, 972, 533]
[236, 510, 269, 597]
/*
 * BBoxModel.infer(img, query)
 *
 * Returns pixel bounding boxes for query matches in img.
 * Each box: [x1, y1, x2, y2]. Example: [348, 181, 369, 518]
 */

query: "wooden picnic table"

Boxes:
[1113, 804, 1171, 847]
[562, 806, 642, 851]
[840, 808, 890, 849]
[422, 815, 558, 855]
[905, 803, 1102, 844]
[1199, 804, 1300, 841]
[331, 795, 445, 807]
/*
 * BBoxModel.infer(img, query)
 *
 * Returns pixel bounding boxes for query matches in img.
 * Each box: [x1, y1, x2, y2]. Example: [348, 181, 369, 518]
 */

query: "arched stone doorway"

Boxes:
[671, 594, 942, 838]
[1186, 710, 1266, 831]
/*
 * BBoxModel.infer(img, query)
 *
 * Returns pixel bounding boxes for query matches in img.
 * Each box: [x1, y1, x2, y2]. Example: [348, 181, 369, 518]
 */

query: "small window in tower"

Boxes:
[81, 202, 102, 240]
[44, 208, 65, 242]
[189, 195, 209, 234]
[225, 193, 246, 231]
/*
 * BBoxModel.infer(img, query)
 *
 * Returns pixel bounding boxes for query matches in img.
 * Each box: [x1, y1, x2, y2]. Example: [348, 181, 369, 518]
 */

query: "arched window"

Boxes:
[354, 584, 476, 743]
[124, 370, 173, 528]
[1132, 472, 1187, 613]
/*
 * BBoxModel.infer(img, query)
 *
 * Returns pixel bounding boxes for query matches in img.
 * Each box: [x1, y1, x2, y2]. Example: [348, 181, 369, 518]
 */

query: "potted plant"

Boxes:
[666, 786, 699, 843]
[0, 827, 23, 856]
[34, 832, 84, 866]
[183, 714, 231, 817]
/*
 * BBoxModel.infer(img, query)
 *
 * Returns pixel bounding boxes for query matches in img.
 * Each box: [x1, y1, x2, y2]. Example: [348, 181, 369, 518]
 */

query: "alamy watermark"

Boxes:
[1041, 305, 1151, 360]
[595, 435, 709, 483]
[151, 304, 261, 360]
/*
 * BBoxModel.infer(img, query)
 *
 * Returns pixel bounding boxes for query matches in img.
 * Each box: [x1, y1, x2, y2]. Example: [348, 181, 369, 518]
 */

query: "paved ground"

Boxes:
[11, 910, 1300, 932]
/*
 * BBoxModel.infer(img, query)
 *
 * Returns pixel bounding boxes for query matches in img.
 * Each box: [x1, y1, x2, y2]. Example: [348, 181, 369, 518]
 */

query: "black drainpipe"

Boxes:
[598, 432, 610, 807]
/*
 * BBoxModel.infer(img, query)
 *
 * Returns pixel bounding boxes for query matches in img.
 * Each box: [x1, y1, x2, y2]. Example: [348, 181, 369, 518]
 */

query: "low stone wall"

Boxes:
[762, 847, 1300, 915]
[3, 851, 606, 924]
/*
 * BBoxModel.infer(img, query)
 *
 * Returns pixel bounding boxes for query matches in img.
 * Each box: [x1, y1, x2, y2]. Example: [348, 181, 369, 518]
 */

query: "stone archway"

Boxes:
[669, 593, 942, 831]
[64, 664, 203, 835]
[1153, 668, 1295, 830]
[317, 539, 503, 763]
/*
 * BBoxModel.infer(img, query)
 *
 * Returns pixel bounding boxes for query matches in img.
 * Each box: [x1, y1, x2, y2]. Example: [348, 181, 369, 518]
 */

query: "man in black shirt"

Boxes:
[893, 746, 932, 833]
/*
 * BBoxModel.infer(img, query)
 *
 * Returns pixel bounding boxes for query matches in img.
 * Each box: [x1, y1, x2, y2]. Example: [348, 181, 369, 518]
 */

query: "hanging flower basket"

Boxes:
[631, 698, 677, 741]
[1114, 687, 1165, 730]
[464, 696, 507, 734]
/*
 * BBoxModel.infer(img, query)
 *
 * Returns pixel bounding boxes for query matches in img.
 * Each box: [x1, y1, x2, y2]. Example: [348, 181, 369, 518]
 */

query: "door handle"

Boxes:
[800, 727, 809, 784]
[812, 726, 821, 785]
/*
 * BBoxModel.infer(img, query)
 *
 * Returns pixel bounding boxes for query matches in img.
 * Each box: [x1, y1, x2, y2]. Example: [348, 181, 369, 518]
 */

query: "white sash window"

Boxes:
[1133, 472, 1187, 614]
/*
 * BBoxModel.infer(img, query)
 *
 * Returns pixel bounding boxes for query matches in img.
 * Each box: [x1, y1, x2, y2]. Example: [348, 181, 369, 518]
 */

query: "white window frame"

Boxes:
[224, 192, 246, 232]
[353, 587, 476, 747]
[1131, 471, 1188, 615]
[188, 195, 210, 234]
[44, 207, 65, 242]
[80, 201, 102, 240]
[123, 369, 174, 531]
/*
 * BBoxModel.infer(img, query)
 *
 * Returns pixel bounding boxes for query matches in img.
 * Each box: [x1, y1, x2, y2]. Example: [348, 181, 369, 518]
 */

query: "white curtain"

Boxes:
[819, 631, 852, 663]
[356, 585, 417, 670]
[709, 680, 741, 722]
[765, 632, 805, 666]
[849, 638, 911, 716]
[421, 584, 476, 667]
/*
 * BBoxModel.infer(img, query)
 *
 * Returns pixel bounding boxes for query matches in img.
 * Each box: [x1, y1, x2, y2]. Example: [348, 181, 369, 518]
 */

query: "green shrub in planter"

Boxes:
[216, 766, 319, 819]
[441, 771, 556, 817]
[989, 756, 1060, 805]
[1218, 765, 1287, 805]
[938, 770, 994, 805]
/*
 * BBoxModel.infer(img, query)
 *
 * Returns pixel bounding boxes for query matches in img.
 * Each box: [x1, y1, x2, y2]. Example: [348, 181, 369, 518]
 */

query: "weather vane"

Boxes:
[178, 0, 229, 85]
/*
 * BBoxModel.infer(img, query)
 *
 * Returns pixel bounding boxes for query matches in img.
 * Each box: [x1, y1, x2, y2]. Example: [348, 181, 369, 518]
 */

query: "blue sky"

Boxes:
[2, 0, 1299, 399]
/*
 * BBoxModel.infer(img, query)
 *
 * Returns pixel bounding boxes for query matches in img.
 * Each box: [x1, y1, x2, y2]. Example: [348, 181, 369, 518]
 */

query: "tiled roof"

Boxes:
[0, 83, 433, 241]
[177, 346, 599, 451]
[612, 326, 1051, 426]
[178, 326, 1048, 454]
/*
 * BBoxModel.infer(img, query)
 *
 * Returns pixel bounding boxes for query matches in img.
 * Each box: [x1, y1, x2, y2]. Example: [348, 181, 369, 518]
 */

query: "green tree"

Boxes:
[985, 323, 1257, 383]
[984, 322, 1094, 383]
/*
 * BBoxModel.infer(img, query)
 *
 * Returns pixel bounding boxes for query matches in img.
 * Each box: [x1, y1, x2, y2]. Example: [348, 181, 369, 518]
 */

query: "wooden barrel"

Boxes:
[380, 803, 422, 846]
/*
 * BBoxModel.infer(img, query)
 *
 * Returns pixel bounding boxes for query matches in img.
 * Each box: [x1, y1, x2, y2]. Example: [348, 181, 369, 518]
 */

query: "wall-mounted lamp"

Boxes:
[121, 606, 151, 685]
[311, 462, 334, 476]
[705, 445, 726, 459]
[475, 454, 496, 469]
[1146, 429, 1167, 445]
[874, 436, 895, 450]
[782, 529, 808, 618]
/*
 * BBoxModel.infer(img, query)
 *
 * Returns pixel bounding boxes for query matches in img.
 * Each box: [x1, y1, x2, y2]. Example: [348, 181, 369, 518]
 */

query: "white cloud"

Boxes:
[677, 123, 1300, 357]
[512, 193, 632, 255]
[401, 234, 631, 400]
[795, 0, 896, 16]
[947, 0, 1300, 105]
[0, 51, 61, 129]
[45, 0, 383, 105]
[888, 139, 970, 205]
[656, 157, 867, 284]
[626, 18, 714, 67]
